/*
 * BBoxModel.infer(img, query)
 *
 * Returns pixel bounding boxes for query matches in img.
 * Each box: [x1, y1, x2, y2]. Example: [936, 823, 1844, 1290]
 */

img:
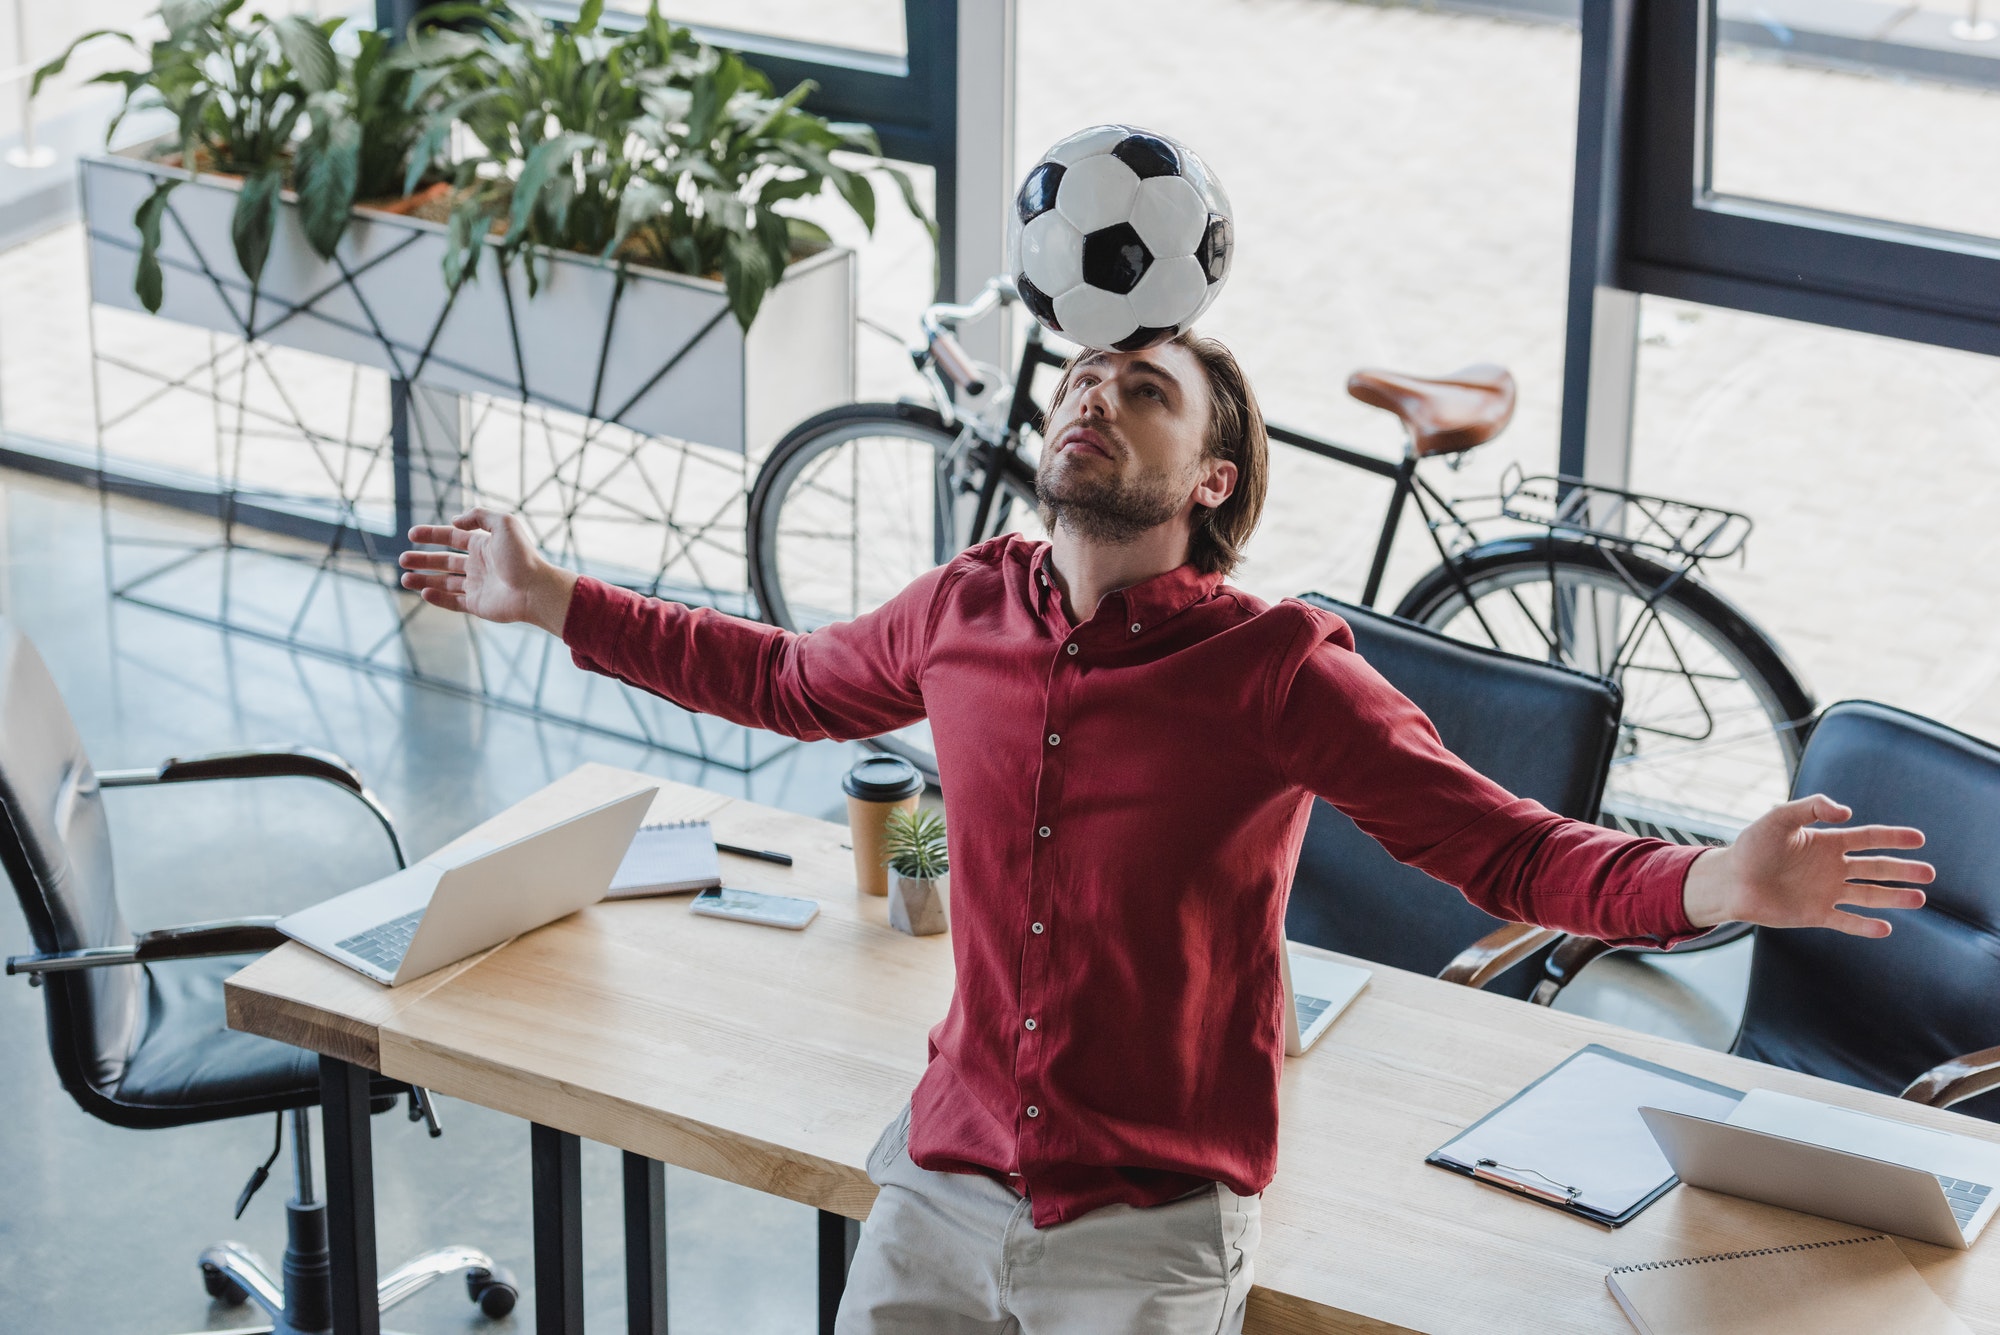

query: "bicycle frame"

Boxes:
[911, 285, 1720, 663]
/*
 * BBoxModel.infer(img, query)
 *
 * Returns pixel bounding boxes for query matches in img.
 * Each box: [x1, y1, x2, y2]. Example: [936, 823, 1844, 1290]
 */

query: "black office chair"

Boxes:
[0, 618, 517, 1331]
[1286, 593, 1626, 999]
[1531, 700, 2000, 1123]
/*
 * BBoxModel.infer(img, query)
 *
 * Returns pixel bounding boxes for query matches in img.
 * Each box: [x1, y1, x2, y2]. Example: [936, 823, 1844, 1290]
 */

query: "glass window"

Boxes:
[1708, 0, 2000, 241]
[1632, 294, 2000, 740]
[599, 0, 907, 57]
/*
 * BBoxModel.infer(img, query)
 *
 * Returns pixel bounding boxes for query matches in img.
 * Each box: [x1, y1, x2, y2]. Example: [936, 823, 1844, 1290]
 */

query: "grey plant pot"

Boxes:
[887, 869, 949, 937]
[78, 147, 856, 455]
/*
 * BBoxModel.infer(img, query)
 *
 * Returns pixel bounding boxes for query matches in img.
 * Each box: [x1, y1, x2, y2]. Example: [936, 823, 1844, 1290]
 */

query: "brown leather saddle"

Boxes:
[1346, 364, 1517, 458]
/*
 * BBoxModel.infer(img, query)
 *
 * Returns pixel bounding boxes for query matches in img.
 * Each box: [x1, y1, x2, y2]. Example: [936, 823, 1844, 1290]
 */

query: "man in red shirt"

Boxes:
[400, 333, 1931, 1335]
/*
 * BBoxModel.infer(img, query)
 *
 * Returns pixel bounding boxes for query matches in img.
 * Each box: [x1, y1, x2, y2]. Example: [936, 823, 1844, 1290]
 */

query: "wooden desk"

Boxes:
[228, 764, 2000, 1334]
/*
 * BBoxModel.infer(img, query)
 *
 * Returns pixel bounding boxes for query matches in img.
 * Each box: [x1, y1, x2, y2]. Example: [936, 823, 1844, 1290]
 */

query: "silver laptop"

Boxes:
[1642, 1088, 2000, 1249]
[1281, 943, 1371, 1056]
[279, 788, 656, 986]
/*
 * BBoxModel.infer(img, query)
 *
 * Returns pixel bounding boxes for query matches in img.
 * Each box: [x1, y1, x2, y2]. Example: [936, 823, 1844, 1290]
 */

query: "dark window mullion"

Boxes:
[1621, 0, 2000, 353]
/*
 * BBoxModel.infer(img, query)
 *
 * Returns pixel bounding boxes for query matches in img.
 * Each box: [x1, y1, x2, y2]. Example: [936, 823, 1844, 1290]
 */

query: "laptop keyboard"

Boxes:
[1938, 1175, 1992, 1228]
[1295, 993, 1332, 1031]
[335, 908, 425, 974]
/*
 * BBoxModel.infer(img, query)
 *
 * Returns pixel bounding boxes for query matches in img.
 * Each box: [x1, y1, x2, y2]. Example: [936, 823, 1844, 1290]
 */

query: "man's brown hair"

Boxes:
[1046, 331, 1269, 578]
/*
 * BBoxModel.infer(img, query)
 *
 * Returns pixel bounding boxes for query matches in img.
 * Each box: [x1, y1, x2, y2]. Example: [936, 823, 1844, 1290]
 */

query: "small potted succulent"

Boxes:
[882, 807, 949, 937]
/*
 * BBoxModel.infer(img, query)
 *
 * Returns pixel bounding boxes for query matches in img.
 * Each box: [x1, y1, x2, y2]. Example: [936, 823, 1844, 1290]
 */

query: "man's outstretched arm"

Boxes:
[397, 509, 946, 742]
[1274, 630, 1934, 946]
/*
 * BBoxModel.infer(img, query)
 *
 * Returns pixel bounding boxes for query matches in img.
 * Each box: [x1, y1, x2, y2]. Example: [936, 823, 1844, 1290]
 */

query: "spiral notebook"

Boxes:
[605, 820, 722, 899]
[1607, 1234, 1970, 1334]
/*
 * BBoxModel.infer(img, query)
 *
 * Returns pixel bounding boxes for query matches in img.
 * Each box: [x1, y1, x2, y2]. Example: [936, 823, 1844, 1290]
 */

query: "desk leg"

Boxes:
[623, 1152, 668, 1335]
[319, 1057, 380, 1335]
[532, 1124, 585, 1335]
[816, 1210, 859, 1335]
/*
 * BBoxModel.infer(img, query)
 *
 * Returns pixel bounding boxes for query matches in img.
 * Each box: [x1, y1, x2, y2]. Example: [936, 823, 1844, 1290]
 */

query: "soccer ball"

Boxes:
[1010, 125, 1233, 352]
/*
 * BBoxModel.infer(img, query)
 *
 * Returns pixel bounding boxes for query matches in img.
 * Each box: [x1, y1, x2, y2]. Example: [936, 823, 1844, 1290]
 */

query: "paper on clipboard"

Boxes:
[1430, 1046, 1742, 1221]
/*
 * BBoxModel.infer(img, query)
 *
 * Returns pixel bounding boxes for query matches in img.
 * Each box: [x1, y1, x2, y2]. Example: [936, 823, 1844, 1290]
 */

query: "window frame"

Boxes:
[1621, 0, 2000, 358]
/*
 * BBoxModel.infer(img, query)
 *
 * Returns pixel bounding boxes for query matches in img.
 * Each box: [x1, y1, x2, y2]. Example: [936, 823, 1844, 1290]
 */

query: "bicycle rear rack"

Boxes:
[1496, 466, 1753, 563]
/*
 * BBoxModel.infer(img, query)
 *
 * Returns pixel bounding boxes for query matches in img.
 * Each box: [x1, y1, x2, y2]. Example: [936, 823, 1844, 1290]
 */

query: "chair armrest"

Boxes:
[98, 745, 405, 868]
[7, 916, 285, 976]
[1438, 922, 1563, 990]
[1526, 934, 1618, 1005]
[135, 917, 287, 959]
[1902, 1045, 2000, 1111]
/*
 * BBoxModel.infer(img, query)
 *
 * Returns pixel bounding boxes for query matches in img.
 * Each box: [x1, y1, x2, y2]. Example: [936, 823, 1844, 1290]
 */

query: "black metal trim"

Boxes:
[320, 1056, 381, 1335]
[533, 1124, 585, 1335]
[817, 1209, 859, 1335]
[624, 1152, 669, 1335]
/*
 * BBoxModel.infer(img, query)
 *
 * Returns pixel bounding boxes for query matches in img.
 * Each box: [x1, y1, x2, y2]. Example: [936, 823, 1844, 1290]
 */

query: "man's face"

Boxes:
[1036, 343, 1226, 545]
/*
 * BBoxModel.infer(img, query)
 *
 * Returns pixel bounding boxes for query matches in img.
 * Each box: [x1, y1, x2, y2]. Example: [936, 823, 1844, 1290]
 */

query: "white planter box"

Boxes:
[79, 150, 856, 454]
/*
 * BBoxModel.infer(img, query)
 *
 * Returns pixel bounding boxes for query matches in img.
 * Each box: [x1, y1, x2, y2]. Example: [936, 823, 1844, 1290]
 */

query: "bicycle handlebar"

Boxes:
[921, 276, 1013, 338]
[920, 278, 1015, 397]
[929, 333, 986, 396]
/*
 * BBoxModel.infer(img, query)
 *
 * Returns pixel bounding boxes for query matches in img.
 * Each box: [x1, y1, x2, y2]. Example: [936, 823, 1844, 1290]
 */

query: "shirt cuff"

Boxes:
[561, 575, 645, 673]
[1619, 842, 1713, 950]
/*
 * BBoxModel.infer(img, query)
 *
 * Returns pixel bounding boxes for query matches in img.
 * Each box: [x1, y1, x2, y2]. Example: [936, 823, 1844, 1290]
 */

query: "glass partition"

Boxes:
[1709, 0, 2000, 241]
[604, 0, 907, 55]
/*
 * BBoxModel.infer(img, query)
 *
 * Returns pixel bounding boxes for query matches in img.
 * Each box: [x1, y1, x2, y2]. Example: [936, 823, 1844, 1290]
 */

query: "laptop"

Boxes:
[1281, 943, 1371, 1056]
[279, 788, 657, 986]
[1642, 1088, 2000, 1249]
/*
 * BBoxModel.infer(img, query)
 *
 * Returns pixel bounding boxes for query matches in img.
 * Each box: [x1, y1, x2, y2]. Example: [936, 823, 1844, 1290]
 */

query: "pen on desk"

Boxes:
[716, 841, 793, 866]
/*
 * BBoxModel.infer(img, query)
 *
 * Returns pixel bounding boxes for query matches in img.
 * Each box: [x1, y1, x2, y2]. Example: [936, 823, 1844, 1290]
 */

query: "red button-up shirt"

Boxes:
[564, 535, 1705, 1226]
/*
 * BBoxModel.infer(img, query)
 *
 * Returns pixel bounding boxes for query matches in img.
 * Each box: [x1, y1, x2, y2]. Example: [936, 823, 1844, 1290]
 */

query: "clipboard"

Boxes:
[1426, 1044, 1743, 1227]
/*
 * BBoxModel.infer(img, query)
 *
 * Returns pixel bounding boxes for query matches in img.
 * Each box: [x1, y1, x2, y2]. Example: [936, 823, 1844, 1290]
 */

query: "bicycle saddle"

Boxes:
[1346, 364, 1517, 458]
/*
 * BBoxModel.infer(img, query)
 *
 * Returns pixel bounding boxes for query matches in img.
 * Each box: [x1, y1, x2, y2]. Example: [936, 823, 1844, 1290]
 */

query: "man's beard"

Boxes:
[1035, 442, 1193, 545]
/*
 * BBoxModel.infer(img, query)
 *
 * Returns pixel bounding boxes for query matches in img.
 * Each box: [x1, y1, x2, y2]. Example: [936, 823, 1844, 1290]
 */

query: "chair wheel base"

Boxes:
[467, 1265, 519, 1318]
[202, 1260, 251, 1307]
[195, 1237, 512, 1332]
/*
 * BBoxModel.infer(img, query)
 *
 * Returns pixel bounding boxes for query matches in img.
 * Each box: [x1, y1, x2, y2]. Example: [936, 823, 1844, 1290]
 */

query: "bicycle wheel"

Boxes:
[746, 402, 1041, 784]
[1394, 536, 1815, 845]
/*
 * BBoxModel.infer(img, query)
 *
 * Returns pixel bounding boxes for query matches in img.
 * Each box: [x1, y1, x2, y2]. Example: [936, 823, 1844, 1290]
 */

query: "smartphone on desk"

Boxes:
[690, 886, 819, 930]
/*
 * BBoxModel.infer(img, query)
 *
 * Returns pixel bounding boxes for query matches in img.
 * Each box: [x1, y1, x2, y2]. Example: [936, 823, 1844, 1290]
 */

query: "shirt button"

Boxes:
[1066, 643, 1079, 656]
[1047, 733, 1060, 746]
[1026, 1105, 1040, 1118]
[1130, 623, 1142, 634]
[1024, 1017, 1037, 1031]
[1031, 921, 1044, 934]
[1038, 825, 1051, 838]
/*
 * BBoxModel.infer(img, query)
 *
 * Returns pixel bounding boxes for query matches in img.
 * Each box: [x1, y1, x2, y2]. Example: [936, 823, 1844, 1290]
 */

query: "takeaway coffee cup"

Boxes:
[843, 755, 925, 897]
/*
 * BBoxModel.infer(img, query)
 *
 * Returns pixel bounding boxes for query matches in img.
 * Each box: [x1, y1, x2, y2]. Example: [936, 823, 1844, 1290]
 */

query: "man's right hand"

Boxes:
[398, 508, 578, 637]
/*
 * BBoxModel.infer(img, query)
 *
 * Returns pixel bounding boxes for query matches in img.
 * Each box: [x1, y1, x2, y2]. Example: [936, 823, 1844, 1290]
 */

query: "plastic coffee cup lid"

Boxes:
[843, 754, 925, 801]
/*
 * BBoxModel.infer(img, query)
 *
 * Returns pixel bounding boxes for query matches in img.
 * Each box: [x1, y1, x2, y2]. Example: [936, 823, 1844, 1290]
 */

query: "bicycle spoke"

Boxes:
[1415, 558, 1797, 835]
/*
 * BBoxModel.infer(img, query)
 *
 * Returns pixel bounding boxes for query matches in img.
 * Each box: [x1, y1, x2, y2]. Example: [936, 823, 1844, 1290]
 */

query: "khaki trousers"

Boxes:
[835, 1105, 1260, 1335]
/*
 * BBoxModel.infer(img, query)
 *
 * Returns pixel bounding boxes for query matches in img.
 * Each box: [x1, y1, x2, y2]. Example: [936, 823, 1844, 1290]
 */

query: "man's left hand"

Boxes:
[1682, 794, 1932, 936]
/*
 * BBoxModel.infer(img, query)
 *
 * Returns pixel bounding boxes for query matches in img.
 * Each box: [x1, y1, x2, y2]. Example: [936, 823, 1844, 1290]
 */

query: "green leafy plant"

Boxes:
[401, 0, 697, 291]
[293, 27, 448, 258]
[35, 0, 339, 307]
[37, 0, 938, 336]
[411, 0, 934, 328]
[883, 807, 949, 880]
[608, 45, 933, 329]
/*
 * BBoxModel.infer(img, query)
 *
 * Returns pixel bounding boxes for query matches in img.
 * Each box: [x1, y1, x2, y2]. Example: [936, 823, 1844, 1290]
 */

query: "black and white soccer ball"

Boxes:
[1010, 125, 1233, 352]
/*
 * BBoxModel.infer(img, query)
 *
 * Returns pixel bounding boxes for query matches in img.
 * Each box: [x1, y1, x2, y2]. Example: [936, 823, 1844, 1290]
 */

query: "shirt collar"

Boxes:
[1028, 542, 1222, 636]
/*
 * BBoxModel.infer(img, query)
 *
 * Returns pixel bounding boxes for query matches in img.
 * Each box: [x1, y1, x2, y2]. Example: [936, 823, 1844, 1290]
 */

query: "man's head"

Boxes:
[1036, 331, 1268, 577]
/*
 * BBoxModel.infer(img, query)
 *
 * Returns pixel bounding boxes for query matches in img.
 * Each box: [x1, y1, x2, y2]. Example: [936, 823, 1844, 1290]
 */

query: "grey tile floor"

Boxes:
[0, 469, 1749, 1333]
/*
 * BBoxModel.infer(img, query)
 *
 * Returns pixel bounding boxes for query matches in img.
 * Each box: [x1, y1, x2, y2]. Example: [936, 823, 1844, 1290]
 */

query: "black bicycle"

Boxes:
[747, 281, 1815, 846]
